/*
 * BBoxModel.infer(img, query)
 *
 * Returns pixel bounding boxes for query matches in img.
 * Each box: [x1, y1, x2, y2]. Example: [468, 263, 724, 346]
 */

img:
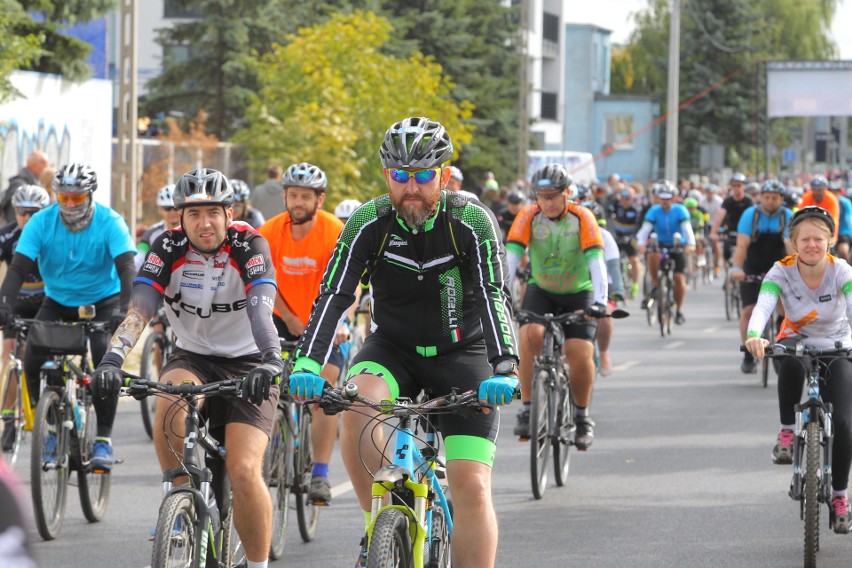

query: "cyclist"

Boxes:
[334, 199, 363, 223]
[800, 176, 839, 235]
[608, 186, 643, 298]
[829, 181, 852, 261]
[259, 162, 348, 506]
[635, 180, 696, 324]
[288, 116, 519, 567]
[744, 206, 852, 534]
[134, 184, 180, 271]
[684, 196, 707, 270]
[731, 180, 793, 374]
[92, 168, 284, 568]
[709, 172, 753, 278]
[231, 178, 266, 229]
[0, 185, 49, 451]
[494, 189, 526, 242]
[0, 164, 136, 470]
[507, 164, 607, 446]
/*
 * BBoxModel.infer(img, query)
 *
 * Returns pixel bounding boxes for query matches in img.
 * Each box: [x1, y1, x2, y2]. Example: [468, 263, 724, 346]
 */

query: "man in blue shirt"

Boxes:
[0, 163, 136, 469]
[830, 181, 852, 262]
[635, 180, 696, 324]
[730, 179, 793, 373]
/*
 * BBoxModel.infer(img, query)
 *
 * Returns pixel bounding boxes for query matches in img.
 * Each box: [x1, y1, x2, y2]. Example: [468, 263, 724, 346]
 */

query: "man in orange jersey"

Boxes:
[799, 176, 839, 236]
[259, 162, 347, 506]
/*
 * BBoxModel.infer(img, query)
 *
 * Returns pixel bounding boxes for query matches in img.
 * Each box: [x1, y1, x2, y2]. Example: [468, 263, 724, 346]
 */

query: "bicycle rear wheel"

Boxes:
[221, 496, 245, 568]
[295, 405, 320, 542]
[151, 492, 198, 568]
[803, 420, 820, 568]
[724, 273, 733, 321]
[31, 388, 69, 540]
[657, 277, 668, 337]
[529, 369, 551, 500]
[266, 406, 293, 559]
[552, 367, 574, 487]
[761, 318, 776, 388]
[1, 361, 25, 465]
[139, 332, 166, 440]
[78, 394, 111, 522]
[366, 508, 412, 568]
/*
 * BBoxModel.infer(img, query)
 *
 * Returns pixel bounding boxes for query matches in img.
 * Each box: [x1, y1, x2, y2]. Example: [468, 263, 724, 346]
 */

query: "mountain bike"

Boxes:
[648, 234, 681, 337]
[615, 236, 636, 299]
[319, 384, 485, 568]
[517, 308, 629, 500]
[0, 318, 36, 465]
[723, 234, 741, 321]
[758, 343, 848, 568]
[26, 312, 112, 540]
[264, 339, 318, 560]
[121, 374, 247, 568]
[139, 304, 174, 440]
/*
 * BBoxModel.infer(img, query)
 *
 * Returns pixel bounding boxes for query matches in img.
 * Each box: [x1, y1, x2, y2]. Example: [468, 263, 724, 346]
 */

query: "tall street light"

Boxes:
[664, 0, 681, 182]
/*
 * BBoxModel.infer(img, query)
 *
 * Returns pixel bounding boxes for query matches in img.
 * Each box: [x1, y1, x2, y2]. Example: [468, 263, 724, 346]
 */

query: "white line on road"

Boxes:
[663, 341, 685, 350]
[703, 326, 719, 333]
[332, 480, 354, 498]
[611, 360, 640, 372]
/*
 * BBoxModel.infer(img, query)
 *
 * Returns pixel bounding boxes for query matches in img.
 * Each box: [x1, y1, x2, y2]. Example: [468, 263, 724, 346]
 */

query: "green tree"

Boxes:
[0, 1, 42, 102]
[236, 10, 474, 206]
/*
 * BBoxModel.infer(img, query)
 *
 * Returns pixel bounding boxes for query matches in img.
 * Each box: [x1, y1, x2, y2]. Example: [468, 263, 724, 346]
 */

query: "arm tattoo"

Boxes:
[108, 307, 149, 360]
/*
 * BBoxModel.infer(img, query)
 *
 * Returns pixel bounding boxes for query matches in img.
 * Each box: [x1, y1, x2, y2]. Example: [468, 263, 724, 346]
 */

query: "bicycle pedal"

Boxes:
[311, 499, 331, 507]
[518, 436, 530, 442]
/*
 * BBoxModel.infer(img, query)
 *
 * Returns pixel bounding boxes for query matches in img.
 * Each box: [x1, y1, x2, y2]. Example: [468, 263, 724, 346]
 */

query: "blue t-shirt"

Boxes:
[643, 203, 690, 246]
[16, 203, 135, 306]
[838, 195, 852, 237]
[736, 206, 793, 239]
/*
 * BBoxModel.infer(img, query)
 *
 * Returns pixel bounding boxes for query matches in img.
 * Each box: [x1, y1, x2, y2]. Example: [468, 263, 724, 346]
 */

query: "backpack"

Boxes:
[360, 192, 470, 286]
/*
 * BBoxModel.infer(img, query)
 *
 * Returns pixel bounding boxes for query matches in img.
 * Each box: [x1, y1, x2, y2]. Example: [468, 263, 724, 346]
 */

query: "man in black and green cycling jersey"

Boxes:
[288, 116, 519, 568]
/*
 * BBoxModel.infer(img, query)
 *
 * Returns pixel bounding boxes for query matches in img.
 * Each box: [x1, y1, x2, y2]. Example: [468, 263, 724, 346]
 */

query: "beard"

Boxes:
[290, 205, 317, 225]
[393, 192, 440, 230]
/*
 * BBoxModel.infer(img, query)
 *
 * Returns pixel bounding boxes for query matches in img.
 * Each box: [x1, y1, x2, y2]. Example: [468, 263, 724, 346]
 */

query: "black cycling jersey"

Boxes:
[296, 190, 518, 367]
[608, 202, 642, 236]
[720, 195, 753, 234]
[0, 221, 43, 306]
[139, 220, 167, 250]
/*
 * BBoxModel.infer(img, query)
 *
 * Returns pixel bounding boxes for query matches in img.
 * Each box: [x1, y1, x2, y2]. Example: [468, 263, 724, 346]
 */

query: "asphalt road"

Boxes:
[8, 280, 851, 567]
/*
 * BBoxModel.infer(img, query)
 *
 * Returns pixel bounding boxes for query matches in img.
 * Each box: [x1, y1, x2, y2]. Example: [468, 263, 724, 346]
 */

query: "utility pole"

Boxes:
[115, 0, 138, 238]
[517, 0, 529, 181]
[664, 0, 681, 182]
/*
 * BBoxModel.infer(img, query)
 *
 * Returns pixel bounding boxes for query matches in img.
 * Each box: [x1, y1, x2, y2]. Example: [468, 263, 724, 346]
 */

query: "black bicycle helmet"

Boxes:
[379, 117, 453, 169]
[760, 179, 786, 195]
[530, 164, 572, 197]
[53, 163, 98, 193]
[12, 184, 50, 209]
[580, 200, 606, 225]
[790, 205, 835, 236]
[173, 168, 234, 209]
[282, 163, 327, 191]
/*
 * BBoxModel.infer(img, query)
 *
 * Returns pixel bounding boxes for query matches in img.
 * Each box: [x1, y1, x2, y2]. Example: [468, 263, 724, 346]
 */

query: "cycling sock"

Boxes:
[363, 510, 372, 531]
[780, 424, 795, 432]
[95, 437, 111, 445]
[312, 463, 329, 478]
[1, 409, 12, 417]
[833, 489, 848, 500]
[246, 559, 268, 568]
[575, 406, 589, 419]
[523, 402, 531, 409]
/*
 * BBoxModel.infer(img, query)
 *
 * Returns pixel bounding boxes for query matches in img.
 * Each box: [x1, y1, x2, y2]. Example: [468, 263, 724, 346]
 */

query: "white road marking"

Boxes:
[611, 360, 640, 372]
[703, 326, 719, 333]
[332, 480, 354, 498]
[663, 341, 685, 350]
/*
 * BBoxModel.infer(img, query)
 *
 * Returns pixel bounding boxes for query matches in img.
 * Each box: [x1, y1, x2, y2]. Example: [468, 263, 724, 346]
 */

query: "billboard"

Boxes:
[527, 150, 598, 186]
[767, 61, 852, 118]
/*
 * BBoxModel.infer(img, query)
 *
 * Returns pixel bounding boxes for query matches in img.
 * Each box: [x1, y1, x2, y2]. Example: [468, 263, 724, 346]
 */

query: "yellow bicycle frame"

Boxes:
[367, 477, 432, 568]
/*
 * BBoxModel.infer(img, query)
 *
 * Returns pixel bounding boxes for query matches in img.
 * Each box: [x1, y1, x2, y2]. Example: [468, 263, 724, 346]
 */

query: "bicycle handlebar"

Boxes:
[516, 308, 629, 326]
[119, 374, 244, 398]
[317, 384, 486, 416]
[740, 343, 852, 359]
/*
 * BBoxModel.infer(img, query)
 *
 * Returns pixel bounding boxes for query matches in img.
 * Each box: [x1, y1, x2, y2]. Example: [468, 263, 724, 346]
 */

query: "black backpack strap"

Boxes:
[751, 208, 760, 240]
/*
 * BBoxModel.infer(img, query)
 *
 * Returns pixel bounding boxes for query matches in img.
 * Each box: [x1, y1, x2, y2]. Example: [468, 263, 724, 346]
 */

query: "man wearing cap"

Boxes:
[709, 173, 753, 277]
[608, 187, 643, 298]
[494, 190, 526, 242]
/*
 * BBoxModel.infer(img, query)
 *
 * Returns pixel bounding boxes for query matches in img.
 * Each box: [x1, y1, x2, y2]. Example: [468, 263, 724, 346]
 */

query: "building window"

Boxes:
[164, 0, 202, 18]
[604, 114, 634, 150]
[542, 12, 559, 44]
[541, 92, 557, 120]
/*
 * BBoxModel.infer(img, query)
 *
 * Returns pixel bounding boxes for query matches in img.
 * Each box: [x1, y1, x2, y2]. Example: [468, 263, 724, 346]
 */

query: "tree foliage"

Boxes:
[0, 1, 43, 103]
[612, 0, 839, 175]
[235, 10, 474, 206]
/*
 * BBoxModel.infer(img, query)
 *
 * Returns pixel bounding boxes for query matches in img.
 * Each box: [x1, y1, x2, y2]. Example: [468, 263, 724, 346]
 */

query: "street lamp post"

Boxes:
[664, 0, 681, 182]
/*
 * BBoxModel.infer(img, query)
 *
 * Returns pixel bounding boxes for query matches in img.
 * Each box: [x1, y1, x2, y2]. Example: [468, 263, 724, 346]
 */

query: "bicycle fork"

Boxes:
[790, 399, 833, 504]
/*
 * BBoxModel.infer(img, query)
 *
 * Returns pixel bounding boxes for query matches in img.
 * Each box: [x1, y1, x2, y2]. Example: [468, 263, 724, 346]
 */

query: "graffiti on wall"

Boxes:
[0, 119, 72, 189]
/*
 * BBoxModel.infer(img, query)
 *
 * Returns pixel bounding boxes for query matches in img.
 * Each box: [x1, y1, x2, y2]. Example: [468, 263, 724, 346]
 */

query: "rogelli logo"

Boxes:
[492, 296, 514, 345]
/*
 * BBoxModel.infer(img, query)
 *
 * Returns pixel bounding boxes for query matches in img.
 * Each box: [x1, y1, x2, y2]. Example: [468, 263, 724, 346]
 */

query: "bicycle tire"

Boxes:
[657, 276, 668, 337]
[151, 492, 198, 568]
[666, 280, 674, 336]
[1, 361, 25, 465]
[553, 366, 574, 487]
[529, 368, 551, 500]
[724, 273, 733, 321]
[295, 405, 319, 542]
[761, 317, 775, 388]
[139, 332, 166, 440]
[644, 273, 656, 327]
[733, 285, 742, 319]
[803, 420, 820, 568]
[31, 388, 69, 540]
[221, 494, 245, 568]
[366, 508, 413, 568]
[78, 393, 110, 522]
[266, 406, 293, 560]
[426, 505, 451, 568]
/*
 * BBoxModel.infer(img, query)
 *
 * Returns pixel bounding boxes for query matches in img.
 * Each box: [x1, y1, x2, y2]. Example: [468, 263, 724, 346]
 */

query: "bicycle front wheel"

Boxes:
[426, 505, 450, 568]
[529, 369, 551, 500]
[295, 405, 320, 542]
[1, 361, 25, 465]
[656, 277, 668, 337]
[31, 388, 69, 540]
[552, 367, 574, 487]
[221, 496, 246, 568]
[151, 492, 198, 568]
[77, 394, 110, 522]
[139, 332, 166, 440]
[724, 274, 733, 321]
[367, 508, 413, 568]
[266, 406, 293, 559]
[803, 420, 820, 568]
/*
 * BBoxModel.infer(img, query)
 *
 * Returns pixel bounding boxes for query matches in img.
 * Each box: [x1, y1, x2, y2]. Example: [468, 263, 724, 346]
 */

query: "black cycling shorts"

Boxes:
[346, 332, 498, 466]
[520, 285, 597, 342]
[837, 235, 852, 247]
[161, 347, 279, 437]
[740, 280, 762, 307]
[615, 236, 637, 258]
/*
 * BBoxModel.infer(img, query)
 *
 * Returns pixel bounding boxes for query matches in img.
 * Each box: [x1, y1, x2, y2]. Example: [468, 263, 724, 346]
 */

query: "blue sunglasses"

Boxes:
[389, 168, 440, 184]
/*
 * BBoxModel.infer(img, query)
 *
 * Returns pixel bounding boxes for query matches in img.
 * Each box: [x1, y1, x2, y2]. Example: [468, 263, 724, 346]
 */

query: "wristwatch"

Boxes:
[493, 358, 518, 377]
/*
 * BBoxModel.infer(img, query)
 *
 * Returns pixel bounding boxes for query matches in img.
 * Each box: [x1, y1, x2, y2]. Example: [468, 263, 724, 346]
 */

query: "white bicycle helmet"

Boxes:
[12, 185, 50, 209]
[156, 184, 175, 208]
[334, 199, 362, 220]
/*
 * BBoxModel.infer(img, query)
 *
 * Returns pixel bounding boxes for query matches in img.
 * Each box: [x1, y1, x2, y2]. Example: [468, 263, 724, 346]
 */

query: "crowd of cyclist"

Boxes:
[2, 120, 852, 566]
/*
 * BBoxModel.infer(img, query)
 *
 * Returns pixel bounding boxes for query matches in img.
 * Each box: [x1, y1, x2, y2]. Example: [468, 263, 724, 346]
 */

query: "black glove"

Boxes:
[92, 352, 125, 400]
[0, 301, 12, 328]
[584, 303, 607, 319]
[109, 308, 126, 334]
[242, 352, 285, 406]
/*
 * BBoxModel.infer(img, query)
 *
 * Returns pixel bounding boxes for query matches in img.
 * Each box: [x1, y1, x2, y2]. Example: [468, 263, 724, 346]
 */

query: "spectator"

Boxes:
[1, 151, 49, 223]
[251, 165, 284, 220]
[39, 167, 57, 203]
